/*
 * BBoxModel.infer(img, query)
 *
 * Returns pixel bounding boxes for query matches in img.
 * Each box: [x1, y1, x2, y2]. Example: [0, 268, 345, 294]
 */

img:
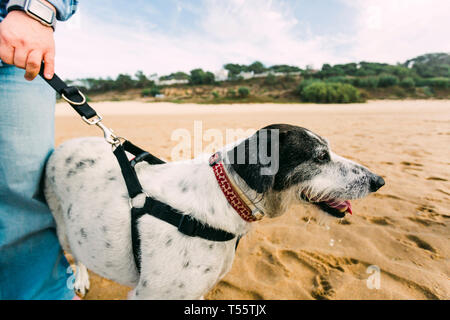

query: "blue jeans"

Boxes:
[0, 63, 74, 300]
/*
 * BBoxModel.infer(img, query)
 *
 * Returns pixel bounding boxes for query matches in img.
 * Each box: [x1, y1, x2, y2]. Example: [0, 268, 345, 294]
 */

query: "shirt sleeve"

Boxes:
[47, 0, 78, 21]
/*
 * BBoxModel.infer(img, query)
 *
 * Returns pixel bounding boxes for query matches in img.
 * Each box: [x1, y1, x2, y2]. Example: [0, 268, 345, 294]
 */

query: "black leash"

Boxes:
[40, 66, 238, 274]
[39, 64, 97, 120]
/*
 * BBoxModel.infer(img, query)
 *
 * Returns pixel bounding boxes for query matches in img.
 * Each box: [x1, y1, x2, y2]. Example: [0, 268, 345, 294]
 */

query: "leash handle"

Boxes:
[39, 63, 98, 120]
[39, 62, 122, 146]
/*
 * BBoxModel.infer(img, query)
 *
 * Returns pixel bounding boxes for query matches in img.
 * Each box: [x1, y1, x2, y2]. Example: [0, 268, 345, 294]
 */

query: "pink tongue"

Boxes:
[325, 200, 353, 215]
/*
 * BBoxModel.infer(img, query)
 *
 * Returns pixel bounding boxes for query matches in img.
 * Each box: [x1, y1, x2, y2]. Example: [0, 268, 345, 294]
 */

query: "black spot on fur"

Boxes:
[67, 204, 73, 220]
[209, 244, 214, 250]
[179, 180, 189, 193]
[105, 242, 112, 248]
[178, 283, 185, 289]
[67, 170, 76, 178]
[108, 176, 116, 181]
[339, 165, 349, 176]
[210, 207, 215, 215]
[80, 228, 87, 238]
[142, 280, 148, 287]
[204, 267, 212, 273]
[166, 238, 173, 247]
[101, 225, 107, 233]
[183, 261, 190, 268]
[65, 157, 72, 165]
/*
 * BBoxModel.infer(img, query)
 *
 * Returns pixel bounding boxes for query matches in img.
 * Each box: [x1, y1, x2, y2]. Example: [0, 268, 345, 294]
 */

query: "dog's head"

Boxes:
[225, 124, 385, 218]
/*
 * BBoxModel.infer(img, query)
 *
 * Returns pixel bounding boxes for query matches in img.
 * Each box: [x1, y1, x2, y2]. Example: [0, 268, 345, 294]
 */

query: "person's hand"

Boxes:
[0, 5, 56, 81]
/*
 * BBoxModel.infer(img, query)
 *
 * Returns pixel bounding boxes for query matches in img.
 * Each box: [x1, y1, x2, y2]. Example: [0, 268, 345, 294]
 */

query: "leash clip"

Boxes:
[82, 115, 121, 146]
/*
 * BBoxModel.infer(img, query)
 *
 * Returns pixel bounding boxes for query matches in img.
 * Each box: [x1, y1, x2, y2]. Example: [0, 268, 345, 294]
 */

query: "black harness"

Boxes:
[39, 66, 239, 274]
[113, 141, 237, 273]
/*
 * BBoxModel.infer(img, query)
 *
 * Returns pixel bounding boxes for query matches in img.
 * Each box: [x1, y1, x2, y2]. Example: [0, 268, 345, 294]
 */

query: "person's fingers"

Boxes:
[0, 44, 15, 65]
[43, 49, 55, 79]
[13, 47, 28, 69]
[24, 50, 43, 81]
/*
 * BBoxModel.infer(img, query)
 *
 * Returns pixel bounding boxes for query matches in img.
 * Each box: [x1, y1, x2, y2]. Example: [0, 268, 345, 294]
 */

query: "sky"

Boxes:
[54, 0, 450, 79]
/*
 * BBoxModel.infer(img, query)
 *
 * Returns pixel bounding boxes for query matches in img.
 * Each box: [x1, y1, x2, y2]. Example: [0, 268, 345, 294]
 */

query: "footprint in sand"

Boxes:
[279, 250, 360, 300]
[401, 161, 423, 167]
[426, 176, 448, 182]
[311, 275, 335, 300]
[252, 247, 289, 285]
[368, 216, 393, 226]
[408, 216, 445, 227]
[400, 161, 424, 172]
[405, 235, 436, 253]
[208, 280, 264, 300]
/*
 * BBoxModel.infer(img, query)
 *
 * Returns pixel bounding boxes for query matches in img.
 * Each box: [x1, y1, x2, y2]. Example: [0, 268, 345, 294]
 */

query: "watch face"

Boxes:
[27, 0, 54, 25]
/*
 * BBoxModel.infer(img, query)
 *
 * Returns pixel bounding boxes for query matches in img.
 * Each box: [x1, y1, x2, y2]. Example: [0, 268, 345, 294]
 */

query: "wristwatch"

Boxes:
[7, 0, 56, 31]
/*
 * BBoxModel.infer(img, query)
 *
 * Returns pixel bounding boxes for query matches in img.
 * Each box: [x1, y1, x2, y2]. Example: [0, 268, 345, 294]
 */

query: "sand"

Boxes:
[55, 100, 450, 300]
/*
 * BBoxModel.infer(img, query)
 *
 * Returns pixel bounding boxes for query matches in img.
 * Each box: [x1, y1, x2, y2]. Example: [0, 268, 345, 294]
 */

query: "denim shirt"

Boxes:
[0, 0, 78, 22]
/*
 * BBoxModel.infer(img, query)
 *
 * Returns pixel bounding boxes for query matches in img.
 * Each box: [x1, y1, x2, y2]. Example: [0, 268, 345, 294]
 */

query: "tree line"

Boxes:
[68, 52, 449, 96]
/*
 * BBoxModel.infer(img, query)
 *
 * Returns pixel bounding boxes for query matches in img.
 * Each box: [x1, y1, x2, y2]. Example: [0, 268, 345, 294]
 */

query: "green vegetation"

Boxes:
[141, 87, 160, 97]
[189, 68, 215, 85]
[238, 87, 250, 98]
[66, 52, 450, 103]
[298, 82, 363, 103]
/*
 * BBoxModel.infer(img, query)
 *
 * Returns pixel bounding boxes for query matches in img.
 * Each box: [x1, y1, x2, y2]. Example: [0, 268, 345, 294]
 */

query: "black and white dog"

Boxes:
[44, 124, 384, 299]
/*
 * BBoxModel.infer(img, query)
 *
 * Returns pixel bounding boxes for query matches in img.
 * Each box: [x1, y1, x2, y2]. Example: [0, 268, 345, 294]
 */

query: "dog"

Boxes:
[44, 123, 385, 299]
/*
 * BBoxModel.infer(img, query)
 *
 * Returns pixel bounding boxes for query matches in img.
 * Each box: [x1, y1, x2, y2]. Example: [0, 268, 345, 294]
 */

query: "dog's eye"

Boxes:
[316, 151, 329, 162]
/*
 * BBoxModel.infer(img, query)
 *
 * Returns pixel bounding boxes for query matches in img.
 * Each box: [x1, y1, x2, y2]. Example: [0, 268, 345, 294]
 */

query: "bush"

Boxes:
[353, 76, 379, 88]
[227, 89, 236, 98]
[238, 87, 250, 98]
[378, 74, 399, 87]
[325, 76, 353, 84]
[141, 87, 160, 97]
[212, 91, 219, 99]
[300, 81, 363, 103]
[189, 69, 215, 85]
[296, 79, 319, 96]
[400, 77, 415, 89]
[264, 73, 277, 86]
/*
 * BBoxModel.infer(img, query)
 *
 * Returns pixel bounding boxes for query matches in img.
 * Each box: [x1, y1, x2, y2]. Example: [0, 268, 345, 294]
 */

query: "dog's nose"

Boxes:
[370, 175, 385, 192]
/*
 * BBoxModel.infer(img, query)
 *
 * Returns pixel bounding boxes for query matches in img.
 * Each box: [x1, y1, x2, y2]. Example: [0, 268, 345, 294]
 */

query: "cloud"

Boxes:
[53, 0, 450, 79]
[345, 0, 450, 63]
[54, 0, 344, 79]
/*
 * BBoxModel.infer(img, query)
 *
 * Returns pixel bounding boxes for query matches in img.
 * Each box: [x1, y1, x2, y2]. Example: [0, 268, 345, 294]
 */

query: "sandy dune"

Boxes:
[55, 100, 450, 300]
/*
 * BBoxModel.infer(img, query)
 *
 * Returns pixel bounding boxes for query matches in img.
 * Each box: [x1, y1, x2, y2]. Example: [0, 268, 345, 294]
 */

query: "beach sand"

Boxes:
[55, 100, 450, 300]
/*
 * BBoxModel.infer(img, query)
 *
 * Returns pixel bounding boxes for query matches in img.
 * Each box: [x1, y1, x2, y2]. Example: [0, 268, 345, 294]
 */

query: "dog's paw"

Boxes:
[74, 263, 90, 297]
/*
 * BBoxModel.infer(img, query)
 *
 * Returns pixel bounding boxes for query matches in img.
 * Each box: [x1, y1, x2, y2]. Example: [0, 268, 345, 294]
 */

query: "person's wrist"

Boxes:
[6, 0, 57, 30]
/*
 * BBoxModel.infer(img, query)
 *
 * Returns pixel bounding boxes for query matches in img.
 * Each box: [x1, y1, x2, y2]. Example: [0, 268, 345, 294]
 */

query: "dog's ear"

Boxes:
[226, 128, 283, 194]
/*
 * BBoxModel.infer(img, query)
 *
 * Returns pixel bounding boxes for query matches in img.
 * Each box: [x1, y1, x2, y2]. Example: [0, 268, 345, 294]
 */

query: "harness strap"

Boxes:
[112, 140, 237, 273]
[113, 144, 144, 199]
[123, 140, 165, 166]
[131, 197, 236, 272]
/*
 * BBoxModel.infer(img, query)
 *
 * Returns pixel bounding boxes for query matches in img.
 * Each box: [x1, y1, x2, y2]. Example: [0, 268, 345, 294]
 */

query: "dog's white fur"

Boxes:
[45, 137, 253, 299]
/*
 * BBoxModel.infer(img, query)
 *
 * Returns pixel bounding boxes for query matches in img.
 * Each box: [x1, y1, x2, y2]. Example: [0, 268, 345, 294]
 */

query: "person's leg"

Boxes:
[0, 63, 75, 300]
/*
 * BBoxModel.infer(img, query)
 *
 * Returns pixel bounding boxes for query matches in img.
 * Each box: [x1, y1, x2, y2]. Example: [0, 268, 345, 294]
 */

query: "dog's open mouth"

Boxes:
[300, 193, 352, 218]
